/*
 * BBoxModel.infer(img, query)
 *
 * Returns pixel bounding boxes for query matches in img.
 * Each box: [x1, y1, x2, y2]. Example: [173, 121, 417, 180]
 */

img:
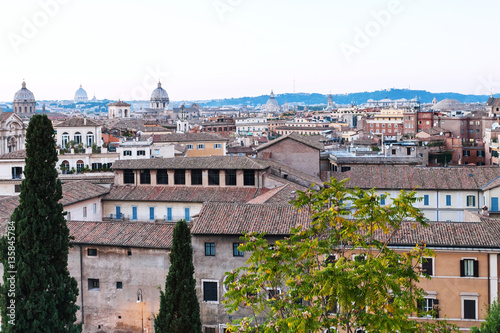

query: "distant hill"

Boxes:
[189, 89, 498, 108]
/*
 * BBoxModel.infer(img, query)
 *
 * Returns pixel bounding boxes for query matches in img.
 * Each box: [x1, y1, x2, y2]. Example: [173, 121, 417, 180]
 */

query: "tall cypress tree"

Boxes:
[155, 219, 201, 333]
[0, 115, 81, 332]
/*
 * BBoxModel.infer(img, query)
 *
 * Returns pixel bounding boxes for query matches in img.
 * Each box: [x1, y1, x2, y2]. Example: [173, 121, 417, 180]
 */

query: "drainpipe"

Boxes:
[79, 245, 84, 325]
[488, 253, 491, 308]
[436, 190, 439, 221]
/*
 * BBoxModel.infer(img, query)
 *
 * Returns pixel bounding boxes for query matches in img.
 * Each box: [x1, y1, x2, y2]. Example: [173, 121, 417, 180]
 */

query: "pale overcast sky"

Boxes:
[0, 0, 498, 101]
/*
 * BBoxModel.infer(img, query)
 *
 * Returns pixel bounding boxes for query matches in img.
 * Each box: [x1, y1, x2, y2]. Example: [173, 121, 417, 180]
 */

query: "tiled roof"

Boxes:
[487, 97, 500, 107]
[256, 132, 324, 151]
[68, 220, 174, 249]
[0, 149, 26, 159]
[0, 181, 110, 220]
[383, 220, 500, 248]
[112, 156, 270, 170]
[103, 185, 263, 203]
[256, 159, 323, 188]
[55, 117, 101, 127]
[60, 180, 110, 206]
[152, 132, 228, 143]
[482, 176, 500, 190]
[191, 203, 311, 235]
[333, 166, 500, 190]
[108, 101, 131, 107]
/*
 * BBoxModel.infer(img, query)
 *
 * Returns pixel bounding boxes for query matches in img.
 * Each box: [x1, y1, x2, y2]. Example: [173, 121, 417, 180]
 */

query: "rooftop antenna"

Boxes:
[293, 77, 296, 93]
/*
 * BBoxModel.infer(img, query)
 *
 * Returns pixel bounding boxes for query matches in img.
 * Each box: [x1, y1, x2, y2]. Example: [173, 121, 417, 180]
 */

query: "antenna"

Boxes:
[293, 77, 295, 93]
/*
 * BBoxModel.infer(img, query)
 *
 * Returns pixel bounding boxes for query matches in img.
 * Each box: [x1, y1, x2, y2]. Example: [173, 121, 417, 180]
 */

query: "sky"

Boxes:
[0, 0, 499, 102]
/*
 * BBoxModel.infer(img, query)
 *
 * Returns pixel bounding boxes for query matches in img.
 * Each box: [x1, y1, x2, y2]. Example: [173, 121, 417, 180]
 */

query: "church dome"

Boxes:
[74, 85, 88, 102]
[151, 81, 169, 102]
[266, 90, 279, 108]
[14, 81, 35, 102]
[433, 99, 466, 111]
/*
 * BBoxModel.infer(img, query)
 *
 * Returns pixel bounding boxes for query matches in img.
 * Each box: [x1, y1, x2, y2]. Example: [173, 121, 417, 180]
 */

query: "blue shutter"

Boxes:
[424, 195, 429, 206]
[167, 207, 172, 221]
[149, 207, 155, 220]
[380, 195, 386, 206]
[132, 207, 137, 220]
[492, 197, 499, 212]
[446, 195, 451, 206]
[185, 208, 190, 222]
[116, 206, 121, 219]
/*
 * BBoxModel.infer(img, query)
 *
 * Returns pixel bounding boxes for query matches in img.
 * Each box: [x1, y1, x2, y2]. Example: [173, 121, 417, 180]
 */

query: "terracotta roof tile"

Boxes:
[191, 203, 311, 235]
[103, 185, 263, 203]
[152, 132, 228, 143]
[0, 150, 26, 159]
[333, 166, 500, 190]
[256, 132, 324, 151]
[55, 117, 101, 127]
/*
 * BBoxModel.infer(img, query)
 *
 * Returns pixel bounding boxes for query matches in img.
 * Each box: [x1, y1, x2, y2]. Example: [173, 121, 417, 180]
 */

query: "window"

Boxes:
[132, 206, 137, 220]
[74, 132, 82, 144]
[87, 248, 97, 256]
[149, 207, 155, 220]
[466, 195, 476, 207]
[225, 169, 237, 186]
[205, 242, 215, 256]
[191, 169, 203, 185]
[463, 150, 470, 157]
[115, 206, 121, 219]
[83, 206, 87, 218]
[419, 298, 438, 318]
[157, 169, 168, 184]
[93, 203, 96, 214]
[445, 195, 451, 206]
[76, 160, 84, 172]
[214, 143, 222, 149]
[166, 207, 172, 221]
[86, 132, 94, 147]
[62, 132, 70, 148]
[208, 169, 220, 186]
[124, 170, 134, 184]
[380, 194, 386, 206]
[267, 288, 281, 301]
[462, 297, 477, 319]
[137, 150, 146, 156]
[88, 279, 99, 290]
[243, 170, 255, 186]
[205, 328, 216, 333]
[421, 257, 433, 276]
[423, 194, 429, 206]
[174, 170, 185, 185]
[116, 281, 123, 289]
[11, 167, 22, 180]
[154, 149, 160, 155]
[140, 169, 151, 184]
[123, 150, 132, 156]
[186, 144, 194, 150]
[197, 144, 205, 150]
[185, 207, 190, 221]
[91, 162, 102, 170]
[61, 160, 70, 174]
[477, 150, 485, 157]
[460, 259, 478, 277]
[233, 243, 244, 257]
[203, 281, 218, 302]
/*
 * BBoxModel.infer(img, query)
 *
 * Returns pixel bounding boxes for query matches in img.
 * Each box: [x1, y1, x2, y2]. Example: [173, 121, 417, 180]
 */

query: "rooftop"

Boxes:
[0, 149, 26, 159]
[152, 132, 228, 143]
[191, 203, 310, 236]
[112, 155, 270, 170]
[256, 132, 324, 151]
[55, 117, 101, 127]
[103, 185, 265, 203]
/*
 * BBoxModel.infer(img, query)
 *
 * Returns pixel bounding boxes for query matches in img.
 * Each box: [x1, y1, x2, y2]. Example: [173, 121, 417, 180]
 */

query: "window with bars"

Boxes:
[203, 281, 218, 302]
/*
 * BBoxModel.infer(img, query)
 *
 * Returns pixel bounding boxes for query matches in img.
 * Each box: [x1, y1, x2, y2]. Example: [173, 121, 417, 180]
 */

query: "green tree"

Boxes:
[0, 114, 81, 332]
[471, 300, 500, 333]
[155, 220, 201, 333]
[224, 178, 456, 332]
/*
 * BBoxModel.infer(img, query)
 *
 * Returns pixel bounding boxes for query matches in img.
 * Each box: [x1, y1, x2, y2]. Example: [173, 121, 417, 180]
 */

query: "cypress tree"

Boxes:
[0, 114, 81, 332]
[155, 219, 201, 333]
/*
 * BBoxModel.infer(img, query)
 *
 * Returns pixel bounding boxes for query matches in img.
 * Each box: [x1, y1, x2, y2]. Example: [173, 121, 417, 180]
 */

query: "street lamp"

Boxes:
[137, 289, 143, 332]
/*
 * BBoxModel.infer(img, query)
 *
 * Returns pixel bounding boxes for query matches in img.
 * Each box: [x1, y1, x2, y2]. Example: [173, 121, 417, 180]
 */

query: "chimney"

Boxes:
[84, 117, 87, 125]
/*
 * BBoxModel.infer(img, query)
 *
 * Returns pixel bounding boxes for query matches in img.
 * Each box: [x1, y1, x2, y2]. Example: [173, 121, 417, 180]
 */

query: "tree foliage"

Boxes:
[471, 300, 500, 333]
[155, 219, 202, 333]
[0, 114, 81, 332]
[224, 178, 456, 332]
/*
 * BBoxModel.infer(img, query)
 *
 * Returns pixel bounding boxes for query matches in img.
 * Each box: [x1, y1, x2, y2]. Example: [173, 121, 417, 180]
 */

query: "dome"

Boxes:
[433, 99, 466, 111]
[151, 81, 169, 102]
[14, 81, 35, 102]
[266, 90, 279, 108]
[75, 85, 88, 99]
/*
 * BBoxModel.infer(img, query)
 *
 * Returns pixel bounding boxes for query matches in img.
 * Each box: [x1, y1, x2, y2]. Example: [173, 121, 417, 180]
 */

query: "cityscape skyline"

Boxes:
[1, 0, 499, 101]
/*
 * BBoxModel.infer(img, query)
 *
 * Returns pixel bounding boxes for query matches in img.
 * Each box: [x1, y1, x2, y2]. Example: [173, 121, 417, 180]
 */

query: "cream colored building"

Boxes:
[108, 100, 131, 119]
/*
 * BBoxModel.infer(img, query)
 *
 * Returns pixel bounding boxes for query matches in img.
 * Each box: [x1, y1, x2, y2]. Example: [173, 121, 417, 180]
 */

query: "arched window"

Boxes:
[62, 132, 70, 148]
[74, 132, 82, 144]
[24, 106, 27, 112]
[30, 106, 32, 112]
[76, 160, 84, 173]
[86, 132, 94, 147]
[118, 109, 122, 117]
[61, 160, 70, 174]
